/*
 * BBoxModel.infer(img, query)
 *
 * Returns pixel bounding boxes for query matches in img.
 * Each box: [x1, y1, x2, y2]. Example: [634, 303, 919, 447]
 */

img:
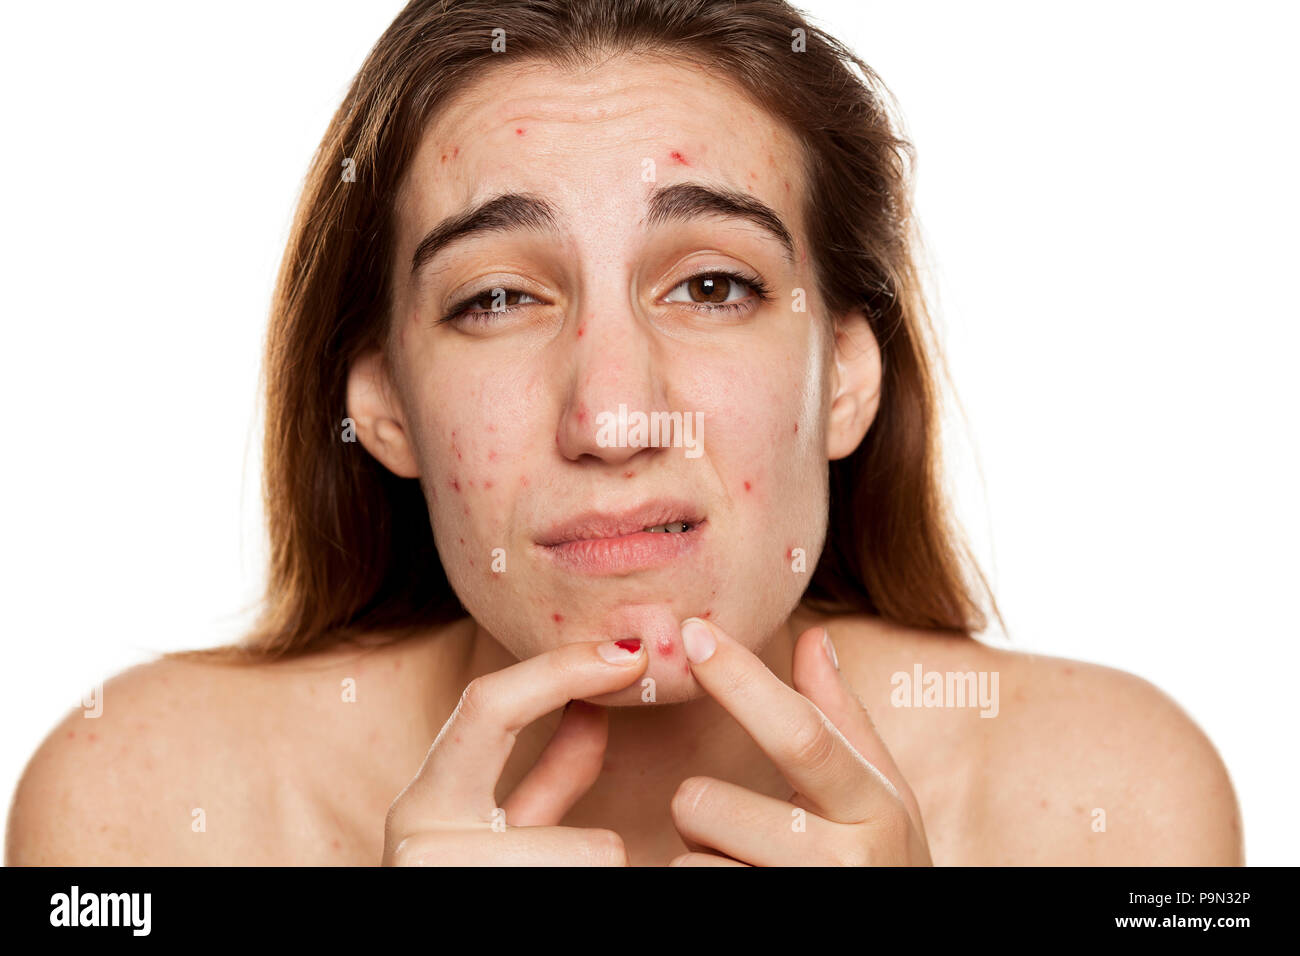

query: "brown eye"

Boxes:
[687, 274, 733, 303]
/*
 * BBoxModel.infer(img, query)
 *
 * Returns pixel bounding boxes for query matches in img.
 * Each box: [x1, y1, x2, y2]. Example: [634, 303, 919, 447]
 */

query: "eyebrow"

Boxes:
[409, 180, 796, 275]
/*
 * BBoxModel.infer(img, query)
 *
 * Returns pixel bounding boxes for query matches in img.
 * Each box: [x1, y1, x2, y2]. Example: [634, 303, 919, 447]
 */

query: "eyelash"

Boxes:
[437, 269, 773, 326]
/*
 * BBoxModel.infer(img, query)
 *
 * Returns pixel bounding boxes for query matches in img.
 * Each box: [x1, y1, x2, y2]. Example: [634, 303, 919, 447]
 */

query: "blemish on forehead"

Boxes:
[669, 150, 690, 166]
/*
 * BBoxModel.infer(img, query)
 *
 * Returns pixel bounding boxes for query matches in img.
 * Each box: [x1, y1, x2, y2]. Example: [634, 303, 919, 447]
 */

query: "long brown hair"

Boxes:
[177, 0, 998, 663]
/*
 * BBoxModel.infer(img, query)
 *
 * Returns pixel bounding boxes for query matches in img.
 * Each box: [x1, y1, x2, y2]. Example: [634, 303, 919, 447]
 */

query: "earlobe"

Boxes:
[345, 349, 421, 478]
[825, 310, 883, 461]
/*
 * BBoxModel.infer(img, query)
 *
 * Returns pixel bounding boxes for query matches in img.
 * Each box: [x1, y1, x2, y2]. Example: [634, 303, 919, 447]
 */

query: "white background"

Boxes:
[1, 1, 1295, 864]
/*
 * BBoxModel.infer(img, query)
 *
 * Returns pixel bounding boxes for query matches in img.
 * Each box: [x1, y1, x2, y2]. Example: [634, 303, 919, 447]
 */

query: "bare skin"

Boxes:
[5, 55, 1243, 865]
[6, 608, 1241, 865]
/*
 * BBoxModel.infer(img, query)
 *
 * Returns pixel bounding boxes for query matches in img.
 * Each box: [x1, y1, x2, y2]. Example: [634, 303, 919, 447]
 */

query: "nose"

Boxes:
[555, 290, 673, 468]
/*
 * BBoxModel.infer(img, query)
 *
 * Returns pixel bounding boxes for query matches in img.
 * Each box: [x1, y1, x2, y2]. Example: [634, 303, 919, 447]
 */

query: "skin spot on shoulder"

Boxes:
[553, 613, 564, 623]
[744, 480, 752, 491]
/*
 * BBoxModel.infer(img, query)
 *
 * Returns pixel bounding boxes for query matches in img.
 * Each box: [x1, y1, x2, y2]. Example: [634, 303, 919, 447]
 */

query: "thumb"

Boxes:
[499, 700, 608, 827]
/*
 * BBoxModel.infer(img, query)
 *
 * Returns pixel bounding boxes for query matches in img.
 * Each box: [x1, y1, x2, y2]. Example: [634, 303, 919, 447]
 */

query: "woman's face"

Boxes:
[353, 55, 880, 704]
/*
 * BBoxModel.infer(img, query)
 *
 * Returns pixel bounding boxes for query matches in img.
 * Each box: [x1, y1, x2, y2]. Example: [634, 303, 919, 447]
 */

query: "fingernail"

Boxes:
[680, 619, 716, 663]
[598, 638, 643, 663]
[822, 627, 839, 670]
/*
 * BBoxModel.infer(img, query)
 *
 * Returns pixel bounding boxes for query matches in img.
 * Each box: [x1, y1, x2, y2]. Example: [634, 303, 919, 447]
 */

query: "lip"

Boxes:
[535, 500, 706, 575]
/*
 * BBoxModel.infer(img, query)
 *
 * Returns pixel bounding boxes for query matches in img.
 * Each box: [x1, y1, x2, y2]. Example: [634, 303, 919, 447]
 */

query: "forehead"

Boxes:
[395, 54, 808, 253]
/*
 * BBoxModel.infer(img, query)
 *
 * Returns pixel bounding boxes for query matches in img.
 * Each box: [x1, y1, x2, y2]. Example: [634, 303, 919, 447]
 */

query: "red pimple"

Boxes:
[744, 480, 753, 491]
[553, 613, 564, 623]
[623, 470, 635, 479]
[701, 609, 712, 619]
[468, 558, 475, 567]
[488, 450, 498, 461]
[487, 424, 496, 433]
[484, 480, 493, 489]
[520, 475, 530, 486]
[793, 422, 799, 433]
[452, 146, 459, 158]
[515, 127, 525, 135]
[66, 730, 75, 739]
[615, 638, 641, 653]
[462, 505, 470, 515]
[332, 838, 341, 850]
[656, 637, 674, 656]
[458, 537, 464, 544]
[449, 478, 461, 492]
[669, 150, 690, 166]
[577, 323, 585, 337]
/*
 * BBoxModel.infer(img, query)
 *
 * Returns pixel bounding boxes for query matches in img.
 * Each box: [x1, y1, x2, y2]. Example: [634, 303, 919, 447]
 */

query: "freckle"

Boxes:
[458, 537, 464, 544]
[656, 637, 673, 657]
[553, 613, 564, 623]
[623, 470, 635, 478]
[744, 480, 752, 491]
[484, 480, 493, 489]
[669, 150, 690, 165]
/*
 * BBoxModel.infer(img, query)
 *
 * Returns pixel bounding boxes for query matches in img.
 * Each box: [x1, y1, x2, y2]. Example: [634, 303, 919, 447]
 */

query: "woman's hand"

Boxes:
[381, 638, 647, 866]
[669, 619, 933, 867]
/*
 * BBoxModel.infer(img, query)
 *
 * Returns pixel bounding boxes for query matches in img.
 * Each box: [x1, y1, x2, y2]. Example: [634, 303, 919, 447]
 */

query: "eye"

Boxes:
[663, 269, 771, 316]
[438, 286, 541, 326]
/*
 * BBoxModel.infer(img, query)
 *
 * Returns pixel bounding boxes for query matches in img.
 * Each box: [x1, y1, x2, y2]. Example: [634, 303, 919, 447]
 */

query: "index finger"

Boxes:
[399, 638, 648, 822]
[679, 617, 896, 823]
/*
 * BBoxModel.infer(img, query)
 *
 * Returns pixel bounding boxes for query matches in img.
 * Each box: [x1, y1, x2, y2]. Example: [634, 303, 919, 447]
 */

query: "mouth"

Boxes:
[535, 500, 707, 575]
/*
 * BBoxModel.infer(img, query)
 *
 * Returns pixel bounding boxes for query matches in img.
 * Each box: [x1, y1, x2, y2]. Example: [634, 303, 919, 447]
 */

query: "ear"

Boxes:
[825, 309, 883, 461]
[345, 349, 421, 478]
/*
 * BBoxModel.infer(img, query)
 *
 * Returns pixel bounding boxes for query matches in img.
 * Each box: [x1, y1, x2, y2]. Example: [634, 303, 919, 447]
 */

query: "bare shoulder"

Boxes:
[5, 644, 391, 866]
[823, 614, 1244, 865]
[972, 642, 1244, 865]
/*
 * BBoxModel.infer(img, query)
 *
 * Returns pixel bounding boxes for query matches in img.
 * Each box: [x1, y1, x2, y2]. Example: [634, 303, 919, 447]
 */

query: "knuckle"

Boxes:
[782, 712, 839, 772]
[670, 776, 714, 821]
[585, 828, 628, 866]
[457, 677, 489, 718]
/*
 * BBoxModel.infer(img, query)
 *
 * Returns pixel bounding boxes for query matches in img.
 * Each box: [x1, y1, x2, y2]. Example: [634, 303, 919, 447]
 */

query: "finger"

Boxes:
[401, 639, 647, 820]
[390, 825, 628, 867]
[679, 617, 894, 823]
[501, 700, 608, 827]
[791, 625, 926, 834]
[668, 851, 750, 867]
[671, 775, 846, 866]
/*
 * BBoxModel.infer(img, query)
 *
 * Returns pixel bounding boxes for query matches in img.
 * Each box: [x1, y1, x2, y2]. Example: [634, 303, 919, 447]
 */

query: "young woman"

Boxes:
[7, 0, 1242, 866]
